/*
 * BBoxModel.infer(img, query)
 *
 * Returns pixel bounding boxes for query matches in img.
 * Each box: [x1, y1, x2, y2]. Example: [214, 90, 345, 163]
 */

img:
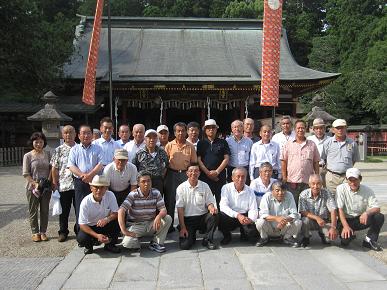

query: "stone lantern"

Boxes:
[27, 91, 72, 152]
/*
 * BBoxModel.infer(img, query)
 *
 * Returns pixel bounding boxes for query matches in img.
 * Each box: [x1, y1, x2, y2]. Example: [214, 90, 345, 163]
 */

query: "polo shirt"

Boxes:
[176, 180, 216, 217]
[219, 183, 258, 221]
[197, 138, 231, 171]
[93, 137, 121, 166]
[226, 135, 253, 167]
[120, 188, 166, 222]
[298, 188, 337, 220]
[67, 143, 103, 177]
[336, 183, 379, 218]
[321, 137, 360, 174]
[103, 161, 138, 192]
[78, 191, 119, 226]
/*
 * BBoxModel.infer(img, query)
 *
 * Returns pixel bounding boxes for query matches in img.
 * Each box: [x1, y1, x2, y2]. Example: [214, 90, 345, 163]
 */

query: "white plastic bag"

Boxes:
[51, 190, 62, 216]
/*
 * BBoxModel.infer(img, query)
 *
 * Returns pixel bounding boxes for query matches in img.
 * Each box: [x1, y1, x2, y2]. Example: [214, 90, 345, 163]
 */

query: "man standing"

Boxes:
[176, 164, 218, 250]
[68, 125, 103, 231]
[157, 125, 169, 148]
[197, 119, 230, 208]
[337, 168, 384, 251]
[226, 120, 253, 183]
[243, 118, 260, 143]
[103, 149, 138, 206]
[219, 167, 259, 245]
[307, 118, 329, 187]
[124, 123, 146, 163]
[133, 129, 169, 194]
[93, 117, 121, 166]
[256, 182, 301, 247]
[51, 125, 77, 242]
[117, 124, 131, 147]
[299, 174, 338, 247]
[165, 122, 197, 232]
[187, 122, 200, 151]
[118, 172, 172, 252]
[321, 119, 360, 196]
[77, 175, 121, 254]
[281, 120, 320, 205]
[249, 124, 281, 181]
[272, 115, 295, 155]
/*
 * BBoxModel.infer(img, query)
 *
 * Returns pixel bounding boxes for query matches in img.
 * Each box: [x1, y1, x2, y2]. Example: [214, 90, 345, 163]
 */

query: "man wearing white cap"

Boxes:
[133, 129, 169, 194]
[197, 119, 230, 208]
[307, 118, 329, 187]
[124, 123, 146, 163]
[77, 175, 121, 255]
[157, 125, 169, 148]
[103, 149, 138, 205]
[336, 168, 384, 251]
[321, 119, 360, 195]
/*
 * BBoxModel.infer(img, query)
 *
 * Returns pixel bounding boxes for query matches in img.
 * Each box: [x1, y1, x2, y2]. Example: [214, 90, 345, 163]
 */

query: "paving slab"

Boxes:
[309, 246, 386, 282]
[113, 255, 159, 282]
[293, 274, 346, 290]
[62, 257, 120, 289]
[204, 279, 253, 290]
[346, 280, 387, 290]
[109, 281, 157, 290]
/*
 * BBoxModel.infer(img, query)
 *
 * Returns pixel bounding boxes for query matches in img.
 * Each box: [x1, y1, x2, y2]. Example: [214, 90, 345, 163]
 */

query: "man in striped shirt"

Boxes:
[118, 171, 172, 252]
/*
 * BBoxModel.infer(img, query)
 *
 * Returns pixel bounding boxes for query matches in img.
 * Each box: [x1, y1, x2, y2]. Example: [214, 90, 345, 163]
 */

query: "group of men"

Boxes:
[49, 116, 384, 255]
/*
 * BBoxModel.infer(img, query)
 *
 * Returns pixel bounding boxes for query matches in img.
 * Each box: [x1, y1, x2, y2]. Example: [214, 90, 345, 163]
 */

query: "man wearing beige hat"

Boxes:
[307, 118, 329, 186]
[337, 168, 384, 251]
[157, 125, 169, 148]
[77, 175, 121, 255]
[321, 119, 359, 195]
[103, 149, 138, 206]
[197, 119, 230, 208]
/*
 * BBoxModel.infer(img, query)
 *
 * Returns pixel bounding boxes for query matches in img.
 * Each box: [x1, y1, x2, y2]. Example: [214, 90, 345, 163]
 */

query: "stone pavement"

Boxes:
[37, 232, 387, 290]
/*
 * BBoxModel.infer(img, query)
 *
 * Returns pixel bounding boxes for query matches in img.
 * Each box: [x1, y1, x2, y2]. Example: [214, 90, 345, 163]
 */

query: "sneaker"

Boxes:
[283, 236, 300, 248]
[301, 237, 310, 248]
[168, 226, 176, 233]
[318, 232, 330, 245]
[220, 233, 232, 245]
[240, 231, 249, 242]
[32, 234, 41, 242]
[40, 233, 49, 241]
[104, 244, 121, 254]
[84, 246, 93, 255]
[362, 240, 383, 251]
[149, 241, 166, 253]
[255, 237, 269, 247]
[341, 235, 356, 247]
[202, 238, 217, 250]
[58, 233, 67, 243]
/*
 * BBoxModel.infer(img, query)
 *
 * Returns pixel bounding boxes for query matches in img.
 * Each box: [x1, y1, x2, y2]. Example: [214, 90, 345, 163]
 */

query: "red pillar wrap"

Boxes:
[260, 0, 283, 107]
[82, 0, 105, 106]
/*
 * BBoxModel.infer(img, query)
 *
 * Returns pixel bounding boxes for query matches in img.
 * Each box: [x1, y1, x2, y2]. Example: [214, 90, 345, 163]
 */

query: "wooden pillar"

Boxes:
[239, 101, 245, 120]
[201, 109, 206, 127]
[162, 108, 167, 125]
[121, 101, 128, 125]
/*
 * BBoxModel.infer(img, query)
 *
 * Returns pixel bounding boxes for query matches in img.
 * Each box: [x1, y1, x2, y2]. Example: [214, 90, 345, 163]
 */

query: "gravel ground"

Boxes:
[0, 163, 386, 262]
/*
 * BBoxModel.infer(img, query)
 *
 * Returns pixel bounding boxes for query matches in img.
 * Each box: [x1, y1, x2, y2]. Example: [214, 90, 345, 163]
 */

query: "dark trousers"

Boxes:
[110, 187, 130, 206]
[227, 166, 250, 185]
[219, 212, 259, 240]
[179, 213, 219, 250]
[74, 178, 91, 232]
[200, 171, 226, 210]
[77, 220, 120, 249]
[338, 213, 384, 242]
[151, 176, 164, 196]
[286, 182, 308, 207]
[164, 169, 188, 228]
[59, 190, 76, 235]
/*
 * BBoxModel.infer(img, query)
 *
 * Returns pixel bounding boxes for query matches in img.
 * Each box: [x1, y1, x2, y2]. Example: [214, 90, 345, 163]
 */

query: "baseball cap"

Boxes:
[157, 125, 169, 133]
[332, 119, 347, 128]
[145, 129, 158, 137]
[346, 168, 361, 179]
[114, 148, 128, 160]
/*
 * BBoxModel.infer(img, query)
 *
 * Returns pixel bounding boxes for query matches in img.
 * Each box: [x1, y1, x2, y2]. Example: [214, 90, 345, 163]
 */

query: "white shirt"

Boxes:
[78, 191, 118, 226]
[220, 183, 258, 221]
[103, 162, 138, 192]
[124, 140, 146, 163]
[272, 131, 295, 156]
[307, 134, 328, 165]
[249, 141, 281, 180]
[250, 177, 277, 206]
[92, 137, 121, 166]
[176, 180, 216, 217]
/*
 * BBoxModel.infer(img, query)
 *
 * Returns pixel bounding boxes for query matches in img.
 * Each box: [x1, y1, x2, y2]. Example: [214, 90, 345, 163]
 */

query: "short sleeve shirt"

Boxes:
[103, 162, 138, 192]
[298, 188, 337, 220]
[197, 138, 231, 171]
[165, 140, 197, 171]
[51, 143, 75, 192]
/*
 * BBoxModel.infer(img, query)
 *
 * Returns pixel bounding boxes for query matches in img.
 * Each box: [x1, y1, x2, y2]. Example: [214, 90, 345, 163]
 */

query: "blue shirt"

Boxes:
[92, 137, 121, 165]
[226, 135, 253, 167]
[67, 143, 103, 177]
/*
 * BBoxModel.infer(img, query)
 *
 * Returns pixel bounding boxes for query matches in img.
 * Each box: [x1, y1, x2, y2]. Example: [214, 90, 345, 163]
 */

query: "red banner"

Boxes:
[82, 0, 105, 106]
[260, 0, 283, 107]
